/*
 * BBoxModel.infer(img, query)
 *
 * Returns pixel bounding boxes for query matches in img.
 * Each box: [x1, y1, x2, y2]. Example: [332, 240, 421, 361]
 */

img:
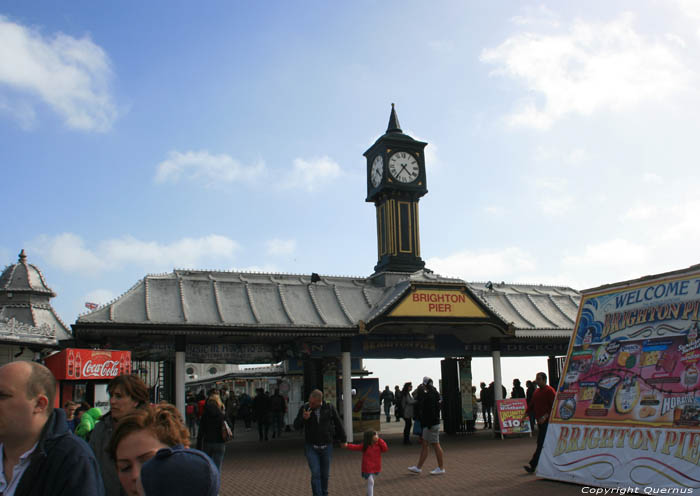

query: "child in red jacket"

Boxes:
[345, 430, 388, 496]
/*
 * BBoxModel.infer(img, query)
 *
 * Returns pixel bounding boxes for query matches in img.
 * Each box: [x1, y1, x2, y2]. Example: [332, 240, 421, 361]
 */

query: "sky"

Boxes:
[3, 1, 700, 390]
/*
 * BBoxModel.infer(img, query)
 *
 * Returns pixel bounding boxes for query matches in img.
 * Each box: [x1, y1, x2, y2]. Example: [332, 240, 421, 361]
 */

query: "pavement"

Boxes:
[215, 417, 585, 496]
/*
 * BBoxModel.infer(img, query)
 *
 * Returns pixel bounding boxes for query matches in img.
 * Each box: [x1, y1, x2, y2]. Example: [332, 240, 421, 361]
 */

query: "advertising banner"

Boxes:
[459, 358, 474, 422]
[496, 399, 531, 436]
[323, 360, 337, 409]
[45, 348, 131, 380]
[351, 378, 380, 436]
[538, 266, 700, 489]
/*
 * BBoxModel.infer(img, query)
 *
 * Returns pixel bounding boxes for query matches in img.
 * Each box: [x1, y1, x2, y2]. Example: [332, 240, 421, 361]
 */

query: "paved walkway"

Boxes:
[216, 419, 584, 496]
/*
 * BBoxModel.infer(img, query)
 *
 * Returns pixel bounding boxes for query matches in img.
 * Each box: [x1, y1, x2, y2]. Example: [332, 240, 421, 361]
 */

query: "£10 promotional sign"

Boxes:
[537, 266, 700, 490]
[496, 399, 531, 436]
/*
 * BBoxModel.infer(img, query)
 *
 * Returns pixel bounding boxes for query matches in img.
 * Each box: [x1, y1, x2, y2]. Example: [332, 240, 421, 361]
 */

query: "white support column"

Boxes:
[492, 349, 503, 402]
[175, 351, 186, 421]
[342, 351, 353, 442]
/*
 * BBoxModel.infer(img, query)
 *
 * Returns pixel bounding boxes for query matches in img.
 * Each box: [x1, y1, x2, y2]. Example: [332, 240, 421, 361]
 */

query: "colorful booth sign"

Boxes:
[538, 267, 700, 489]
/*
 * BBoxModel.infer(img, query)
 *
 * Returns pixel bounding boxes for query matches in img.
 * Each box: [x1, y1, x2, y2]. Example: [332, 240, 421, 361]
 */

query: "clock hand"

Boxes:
[399, 164, 409, 179]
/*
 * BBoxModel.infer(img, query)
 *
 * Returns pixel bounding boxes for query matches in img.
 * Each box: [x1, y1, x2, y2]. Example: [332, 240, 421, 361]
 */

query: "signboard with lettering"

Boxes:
[537, 266, 700, 489]
[389, 289, 487, 318]
[45, 348, 131, 381]
[495, 399, 531, 437]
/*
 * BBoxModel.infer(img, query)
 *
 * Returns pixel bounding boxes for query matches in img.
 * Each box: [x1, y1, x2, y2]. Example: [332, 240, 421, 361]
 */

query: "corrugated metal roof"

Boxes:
[77, 270, 581, 339]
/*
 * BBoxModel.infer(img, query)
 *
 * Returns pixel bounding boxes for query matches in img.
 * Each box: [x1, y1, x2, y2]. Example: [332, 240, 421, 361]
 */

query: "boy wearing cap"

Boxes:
[408, 377, 445, 476]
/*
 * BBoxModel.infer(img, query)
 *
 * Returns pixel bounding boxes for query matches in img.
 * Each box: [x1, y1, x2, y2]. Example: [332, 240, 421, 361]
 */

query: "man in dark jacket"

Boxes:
[0, 361, 104, 496]
[270, 388, 287, 438]
[294, 389, 347, 496]
[379, 386, 394, 422]
[480, 382, 493, 429]
[408, 377, 445, 475]
[253, 388, 272, 441]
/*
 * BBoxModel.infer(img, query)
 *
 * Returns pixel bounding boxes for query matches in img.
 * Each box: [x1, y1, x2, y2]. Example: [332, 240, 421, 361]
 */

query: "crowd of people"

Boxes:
[0, 358, 556, 496]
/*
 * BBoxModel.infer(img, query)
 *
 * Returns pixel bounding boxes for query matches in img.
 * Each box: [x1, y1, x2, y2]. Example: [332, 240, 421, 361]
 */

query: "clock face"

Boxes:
[388, 152, 419, 183]
[370, 155, 383, 187]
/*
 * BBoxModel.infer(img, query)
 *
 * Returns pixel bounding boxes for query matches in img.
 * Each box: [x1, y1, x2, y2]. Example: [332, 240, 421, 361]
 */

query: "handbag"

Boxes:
[412, 419, 422, 436]
[221, 419, 233, 442]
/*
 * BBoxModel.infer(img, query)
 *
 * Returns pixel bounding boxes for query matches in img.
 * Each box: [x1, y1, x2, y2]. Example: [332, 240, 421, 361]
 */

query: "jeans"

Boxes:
[384, 404, 391, 422]
[529, 421, 549, 468]
[304, 443, 333, 496]
[403, 418, 412, 442]
[258, 416, 270, 440]
[204, 441, 225, 472]
[483, 405, 492, 426]
[272, 412, 285, 437]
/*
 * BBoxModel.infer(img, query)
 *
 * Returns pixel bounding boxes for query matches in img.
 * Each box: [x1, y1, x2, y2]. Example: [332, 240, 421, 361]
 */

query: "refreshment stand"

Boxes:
[45, 348, 131, 412]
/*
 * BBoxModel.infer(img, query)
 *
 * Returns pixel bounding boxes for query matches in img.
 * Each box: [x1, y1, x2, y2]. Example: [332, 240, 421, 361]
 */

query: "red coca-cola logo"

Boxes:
[82, 359, 120, 378]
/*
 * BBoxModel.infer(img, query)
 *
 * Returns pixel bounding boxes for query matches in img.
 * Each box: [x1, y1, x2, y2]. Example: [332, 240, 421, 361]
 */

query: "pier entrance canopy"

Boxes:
[72, 105, 581, 438]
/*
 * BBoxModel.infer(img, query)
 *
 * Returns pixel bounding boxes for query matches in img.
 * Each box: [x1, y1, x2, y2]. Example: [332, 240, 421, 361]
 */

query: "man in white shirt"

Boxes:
[0, 361, 104, 496]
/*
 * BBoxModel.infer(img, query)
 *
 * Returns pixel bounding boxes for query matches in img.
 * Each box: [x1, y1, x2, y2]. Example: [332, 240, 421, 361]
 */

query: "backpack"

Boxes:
[186, 404, 195, 416]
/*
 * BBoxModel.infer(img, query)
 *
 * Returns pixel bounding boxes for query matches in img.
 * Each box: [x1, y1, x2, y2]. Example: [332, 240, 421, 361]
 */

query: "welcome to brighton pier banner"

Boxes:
[537, 264, 700, 490]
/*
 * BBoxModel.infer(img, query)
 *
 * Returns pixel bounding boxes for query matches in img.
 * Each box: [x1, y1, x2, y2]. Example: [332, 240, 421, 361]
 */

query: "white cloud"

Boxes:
[29, 233, 239, 275]
[483, 205, 506, 216]
[642, 172, 663, 185]
[531, 177, 573, 216]
[620, 205, 657, 222]
[265, 238, 296, 256]
[0, 15, 117, 131]
[155, 150, 265, 187]
[481, 13, 692, 129]
[564, 239, 650, 268]
[427, 247, 536, 281]
[280, 156, 342, 192]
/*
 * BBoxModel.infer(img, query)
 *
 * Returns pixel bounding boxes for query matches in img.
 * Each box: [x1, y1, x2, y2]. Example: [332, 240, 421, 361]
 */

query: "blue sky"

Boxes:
[3, 1, 700, 388]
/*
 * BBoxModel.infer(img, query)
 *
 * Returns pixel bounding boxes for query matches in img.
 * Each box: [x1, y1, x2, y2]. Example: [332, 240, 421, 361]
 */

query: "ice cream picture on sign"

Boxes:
[389, 289, 488, 318]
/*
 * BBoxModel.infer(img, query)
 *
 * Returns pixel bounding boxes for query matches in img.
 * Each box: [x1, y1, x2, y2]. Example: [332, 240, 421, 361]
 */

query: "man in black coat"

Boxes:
[0, 361, 104, 496]
[294, 389, 347, 496]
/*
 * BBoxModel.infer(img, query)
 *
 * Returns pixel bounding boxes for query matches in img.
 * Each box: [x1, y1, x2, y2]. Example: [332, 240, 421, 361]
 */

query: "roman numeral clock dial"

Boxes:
[388, 152, 419, 183]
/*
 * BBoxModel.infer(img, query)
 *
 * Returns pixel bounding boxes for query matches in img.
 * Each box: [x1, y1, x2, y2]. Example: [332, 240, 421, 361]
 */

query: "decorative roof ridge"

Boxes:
[547, 295, 576, 325]
[499, 293, 536, 328]
[212, 280, 225, 323]
[307, 284, 328, 325]
[244, 283, 261, 323]
[468, 280, 580, 292]
[172, 268, 368, 281]
[525, 294, 559, 328]
[333, 284, 355, 325]
[177, 276, 188, 323]
[277, 283, 295, 325]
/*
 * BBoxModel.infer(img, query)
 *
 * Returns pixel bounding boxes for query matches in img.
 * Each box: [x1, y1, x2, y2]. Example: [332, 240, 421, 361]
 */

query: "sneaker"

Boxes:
[430, 468, 446, 475]
[523, 465, 535, 474]
[407, 466, 422, 474]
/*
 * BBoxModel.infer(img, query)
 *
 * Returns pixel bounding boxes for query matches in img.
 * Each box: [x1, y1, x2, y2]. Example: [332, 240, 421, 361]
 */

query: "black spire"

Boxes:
[386, 103, 402, 134]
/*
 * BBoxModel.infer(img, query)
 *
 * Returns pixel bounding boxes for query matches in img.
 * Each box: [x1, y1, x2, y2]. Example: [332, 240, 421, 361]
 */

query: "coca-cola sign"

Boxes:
[44, 348, 131, 380]
[82, 359, 120, 378]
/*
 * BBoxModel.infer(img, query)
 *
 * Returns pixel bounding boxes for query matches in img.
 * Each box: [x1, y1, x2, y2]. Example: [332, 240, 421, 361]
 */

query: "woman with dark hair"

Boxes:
[400, 382, 416, 444]
[197, 392, 227, 471]
[109, 403, 218, 496]
[90, 374, 150, 496]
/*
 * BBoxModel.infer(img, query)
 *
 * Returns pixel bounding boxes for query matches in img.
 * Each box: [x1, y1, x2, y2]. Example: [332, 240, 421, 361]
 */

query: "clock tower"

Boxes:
[365, 104, 428, 274]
